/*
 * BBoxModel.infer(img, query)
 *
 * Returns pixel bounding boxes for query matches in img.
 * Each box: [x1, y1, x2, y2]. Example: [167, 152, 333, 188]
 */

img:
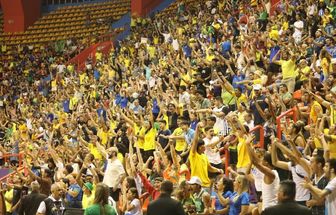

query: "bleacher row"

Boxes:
[0, 0, 130, 46]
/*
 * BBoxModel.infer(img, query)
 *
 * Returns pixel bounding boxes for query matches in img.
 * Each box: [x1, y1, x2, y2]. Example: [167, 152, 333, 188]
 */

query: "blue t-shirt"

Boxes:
[66, 184, 83, 208]
[185, 128, 195, 145]
[269, 45, 280, 62]
[212, 191, 233, 210]
[183, 45, 192, 58]
[228, 192, 249, 215]
[190, 120, 198, 130]
[97, 108, 107, 121]
[221, 41, 231, 55]
[93, 69, 100, 80]
[63, 99, 70, 113]
[152, 98, 160, 114]
[232, 75, 246, 92]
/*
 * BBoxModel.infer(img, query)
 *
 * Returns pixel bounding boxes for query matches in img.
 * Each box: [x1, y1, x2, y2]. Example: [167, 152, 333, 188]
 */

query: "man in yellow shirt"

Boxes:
[273, 50, 297, 93]
[189, 123, 223, 188]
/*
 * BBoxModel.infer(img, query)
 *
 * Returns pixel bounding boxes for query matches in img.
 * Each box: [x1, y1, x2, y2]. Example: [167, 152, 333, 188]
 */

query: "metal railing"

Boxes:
[276, 108, 297, 139]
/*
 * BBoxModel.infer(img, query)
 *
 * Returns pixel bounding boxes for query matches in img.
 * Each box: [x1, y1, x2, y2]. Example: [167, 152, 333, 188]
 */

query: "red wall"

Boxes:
[22, 0, 41, 29]
[131, 0, 163, 17]
[1, 0, 41, 33]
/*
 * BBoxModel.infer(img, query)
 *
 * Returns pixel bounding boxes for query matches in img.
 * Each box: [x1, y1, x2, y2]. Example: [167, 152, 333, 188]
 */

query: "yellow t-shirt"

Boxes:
[173, 127, 186, 152]
[189, 151, 211, 187]
[180, 73, 192, 87]
[82, 193, 94, 209]
[5, 189, 13, 212]
[147, 46, 156, 59]
[135, 125, 145, 149]
[310, 101, 322, 124]
[98, 129, 109, 145]
[153, 36, 159, 45]
[324, 129, 336, 159]
[279, 59, 297, 79]
[144, 128, 156, 151]
[237, 137, 250, 169]
[79, 73, 87, 85]
[88, 144, 102, 160]
[236, 94, 248, 108]
[95, 52, 102, 61]
[108, 69, 115, 80]
[298, 66, 311, 81]
[331, 105, 336, 126]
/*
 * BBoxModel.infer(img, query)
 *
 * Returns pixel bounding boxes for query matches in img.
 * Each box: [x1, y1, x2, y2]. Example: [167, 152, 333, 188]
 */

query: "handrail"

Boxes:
[249, 125, 264, 149]
[2, 153, 24, 168]
[276, 108, 296, 139]
[0, 167, 25, 182]
[221, 125, 265, 176]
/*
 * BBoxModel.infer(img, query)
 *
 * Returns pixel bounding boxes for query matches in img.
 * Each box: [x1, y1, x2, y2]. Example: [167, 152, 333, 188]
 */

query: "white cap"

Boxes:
[253, 84, 262, 90]
[132, 92, 139, 98]
[187, 176, 202, 186]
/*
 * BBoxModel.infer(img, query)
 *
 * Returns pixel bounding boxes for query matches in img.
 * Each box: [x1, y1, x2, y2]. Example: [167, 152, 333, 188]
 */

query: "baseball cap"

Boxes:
[84, 182, 93, 191]
[187, 176, 202, 186]
[253, 84, 262, 91]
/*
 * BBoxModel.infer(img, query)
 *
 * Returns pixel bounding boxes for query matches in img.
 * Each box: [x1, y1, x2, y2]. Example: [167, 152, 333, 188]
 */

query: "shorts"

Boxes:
[208, 162, 224, 179]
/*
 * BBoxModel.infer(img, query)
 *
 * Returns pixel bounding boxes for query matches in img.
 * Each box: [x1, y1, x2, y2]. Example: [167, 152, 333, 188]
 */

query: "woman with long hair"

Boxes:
[215, 174, 250, 215]
[85, 183, 117, 215]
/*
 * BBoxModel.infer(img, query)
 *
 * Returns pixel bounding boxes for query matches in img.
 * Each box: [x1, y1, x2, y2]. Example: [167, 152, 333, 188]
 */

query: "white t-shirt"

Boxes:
[251, 167, 264, 192]
[57, 64, 66, 73]
[162, 33, 171, 43]
[125, 199, 142, 215]
[203, 136, 222, 165]
[179, 91, 190, 106]
[288, 162, 310, 201]
[262, 170, 280, 210]
[325, 177, 336, 215]
[172, 38, 179, 51]
[103, 158, 125, 188]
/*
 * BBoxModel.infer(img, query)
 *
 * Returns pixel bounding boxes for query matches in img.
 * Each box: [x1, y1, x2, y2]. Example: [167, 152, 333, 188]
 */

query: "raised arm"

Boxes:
[191, 123, 201, 153]
[246, 135, 275, 179]
[271, 137, 290, 170]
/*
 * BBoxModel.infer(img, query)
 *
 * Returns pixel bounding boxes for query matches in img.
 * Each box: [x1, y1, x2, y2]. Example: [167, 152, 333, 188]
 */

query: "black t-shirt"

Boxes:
[167, 111, 178, 131]
[157, 129, 171, 150]
[192, 80, 206, 97]
[250, 95, 268, 125]
[198, 66, 212, 83]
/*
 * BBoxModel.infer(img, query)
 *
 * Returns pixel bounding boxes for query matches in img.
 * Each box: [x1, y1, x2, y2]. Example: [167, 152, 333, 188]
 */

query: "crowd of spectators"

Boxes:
[1, 0, 336, 215]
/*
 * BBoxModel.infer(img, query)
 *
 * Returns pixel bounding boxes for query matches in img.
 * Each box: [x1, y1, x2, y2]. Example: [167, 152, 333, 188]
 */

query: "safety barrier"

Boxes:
[67, 32, 115, 71]
[2, 153, 24, 168]
[221, 125, 265, 176]
[0, 153, 25, 182]
[276, 108, 297, 139]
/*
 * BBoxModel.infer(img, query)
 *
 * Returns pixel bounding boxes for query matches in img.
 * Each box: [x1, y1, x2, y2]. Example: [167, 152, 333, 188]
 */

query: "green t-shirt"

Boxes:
[259, 11, 268, 20]
[84, 204, 116, 215]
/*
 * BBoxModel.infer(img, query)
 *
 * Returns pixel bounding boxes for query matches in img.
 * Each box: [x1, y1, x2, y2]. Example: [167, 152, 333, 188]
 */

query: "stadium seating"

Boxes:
[0, 0, 130, 46]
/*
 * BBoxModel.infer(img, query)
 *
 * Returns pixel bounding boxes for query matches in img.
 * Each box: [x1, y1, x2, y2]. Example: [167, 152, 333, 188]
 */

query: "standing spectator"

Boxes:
[261, 180, 311, 215]
[36, 183, 66, 215]
[100, 146, 125, 204]
[85, 183, 117, 215]
[306, 156, 328, 215]
[147, 180, 185, 215]
[65, 175, 83, 208]
[303, 158, 336, 215]
[189, 123, 223, 188]
[18, 181, 47, 215]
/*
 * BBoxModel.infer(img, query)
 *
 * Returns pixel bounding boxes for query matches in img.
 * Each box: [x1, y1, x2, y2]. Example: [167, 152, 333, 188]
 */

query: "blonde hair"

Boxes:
[236, 175, 249, 193]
